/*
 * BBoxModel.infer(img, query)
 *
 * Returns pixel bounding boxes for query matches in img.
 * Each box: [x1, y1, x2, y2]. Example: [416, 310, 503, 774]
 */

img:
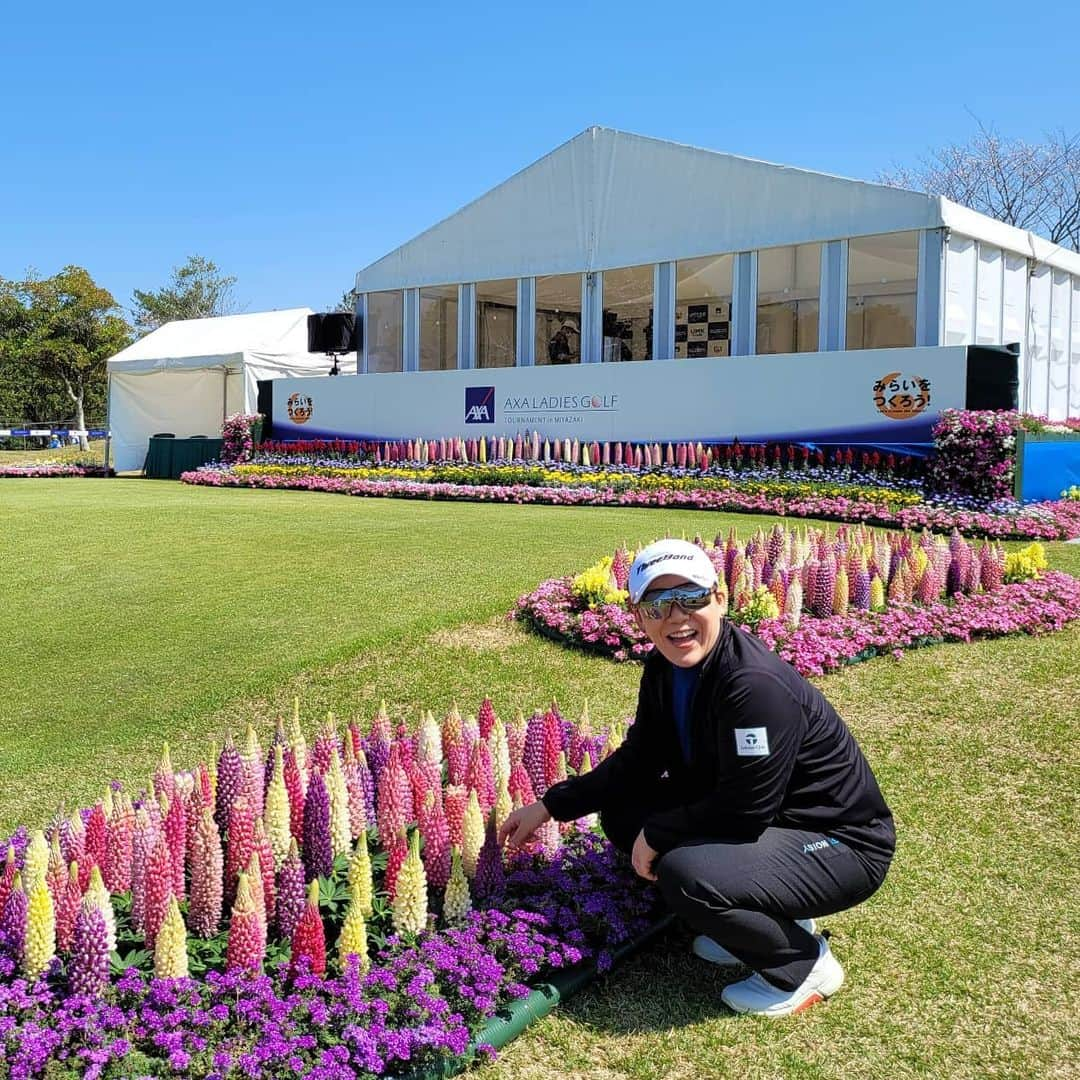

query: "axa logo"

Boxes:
[465, 386, 495, 424]
[287, 392, 314, 424]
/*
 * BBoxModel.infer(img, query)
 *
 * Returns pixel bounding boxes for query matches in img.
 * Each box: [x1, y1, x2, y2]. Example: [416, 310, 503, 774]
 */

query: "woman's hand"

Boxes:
[631, 829, 659, 881]
[497, 800, 551, 849]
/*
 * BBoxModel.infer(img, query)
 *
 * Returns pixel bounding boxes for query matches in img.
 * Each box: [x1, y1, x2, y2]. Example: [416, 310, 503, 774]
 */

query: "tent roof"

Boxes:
[355, 126, 1080, 291]
[107, 308, 315, 373]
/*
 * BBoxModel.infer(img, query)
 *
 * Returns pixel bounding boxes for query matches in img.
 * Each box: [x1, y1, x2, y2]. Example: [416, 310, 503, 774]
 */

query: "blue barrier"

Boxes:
[1015, 432, 1080, 501]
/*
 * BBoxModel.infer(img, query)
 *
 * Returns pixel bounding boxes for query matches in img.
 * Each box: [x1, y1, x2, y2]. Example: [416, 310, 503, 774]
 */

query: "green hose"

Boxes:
[395, 914, 675, 1079]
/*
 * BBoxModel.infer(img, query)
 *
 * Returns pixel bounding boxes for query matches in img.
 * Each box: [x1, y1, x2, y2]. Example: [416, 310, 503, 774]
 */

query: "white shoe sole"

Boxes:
[692, 918, 817, 967]
[721, 937, 844, 1017]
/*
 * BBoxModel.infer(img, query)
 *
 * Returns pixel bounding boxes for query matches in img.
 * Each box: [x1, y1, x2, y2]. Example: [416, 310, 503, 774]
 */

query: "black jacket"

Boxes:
[542, 619, 895, 863]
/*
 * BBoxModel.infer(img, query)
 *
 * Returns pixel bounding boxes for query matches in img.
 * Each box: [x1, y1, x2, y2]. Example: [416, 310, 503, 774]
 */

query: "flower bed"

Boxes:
[181, 464, 1080, 541]
[0, 703, 656, 1078]
[0, 464, 86, 478]
[511, 526, 1080, 673]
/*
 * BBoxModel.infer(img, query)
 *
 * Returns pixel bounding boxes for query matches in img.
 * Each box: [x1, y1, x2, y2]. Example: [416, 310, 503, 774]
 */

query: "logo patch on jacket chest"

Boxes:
[734, 727, 769, 756]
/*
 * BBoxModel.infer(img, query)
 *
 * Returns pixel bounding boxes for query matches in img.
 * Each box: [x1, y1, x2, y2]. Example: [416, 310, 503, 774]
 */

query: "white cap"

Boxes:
[628, 539, 719, 604]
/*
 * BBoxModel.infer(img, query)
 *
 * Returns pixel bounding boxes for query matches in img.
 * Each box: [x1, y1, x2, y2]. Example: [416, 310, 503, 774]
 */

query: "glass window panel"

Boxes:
[419, 285, 458, 371]
[476, 279, 517, 368]
[535, 273, 582, 365]
[846, 232, 918, 349]
[675, 254, 733, 359]
[366, 291, 403, 373]
[602, 264, 653, 362]
[756, 244, 820, 354]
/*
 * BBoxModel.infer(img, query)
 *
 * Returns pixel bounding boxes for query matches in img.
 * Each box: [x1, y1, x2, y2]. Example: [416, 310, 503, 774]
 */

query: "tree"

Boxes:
[0, 267, 131, 450]
[880, 123, 1080, 251]
[131, 255, 238, 335]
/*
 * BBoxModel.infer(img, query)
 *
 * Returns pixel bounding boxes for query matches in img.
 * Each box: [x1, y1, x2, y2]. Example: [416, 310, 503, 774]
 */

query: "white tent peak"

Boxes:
[354, 126, 942, 293]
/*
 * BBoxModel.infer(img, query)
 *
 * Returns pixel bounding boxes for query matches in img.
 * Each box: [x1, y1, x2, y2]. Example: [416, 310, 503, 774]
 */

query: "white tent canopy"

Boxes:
[106, 308, 356, 472]
[356, 126, 1080, 291]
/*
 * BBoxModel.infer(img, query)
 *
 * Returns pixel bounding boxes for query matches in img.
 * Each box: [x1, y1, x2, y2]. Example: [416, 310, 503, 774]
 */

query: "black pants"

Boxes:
[601, 788, 892, 991]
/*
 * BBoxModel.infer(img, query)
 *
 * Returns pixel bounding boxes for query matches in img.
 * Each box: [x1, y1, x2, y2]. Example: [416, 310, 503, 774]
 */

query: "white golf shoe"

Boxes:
[691, 918, 817, 967]
[720, 934, 844, 1017]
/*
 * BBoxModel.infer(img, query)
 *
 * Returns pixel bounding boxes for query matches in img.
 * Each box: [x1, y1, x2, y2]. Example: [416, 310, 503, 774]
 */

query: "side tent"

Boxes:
[106, 308, 355, 472]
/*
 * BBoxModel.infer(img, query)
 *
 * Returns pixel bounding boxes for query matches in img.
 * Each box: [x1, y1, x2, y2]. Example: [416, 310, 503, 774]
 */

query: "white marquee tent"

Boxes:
[106, 308, 356, 472]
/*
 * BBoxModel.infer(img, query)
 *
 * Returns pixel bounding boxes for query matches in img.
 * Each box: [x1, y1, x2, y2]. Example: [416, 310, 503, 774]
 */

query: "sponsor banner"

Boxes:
[270, 346, 969, 445]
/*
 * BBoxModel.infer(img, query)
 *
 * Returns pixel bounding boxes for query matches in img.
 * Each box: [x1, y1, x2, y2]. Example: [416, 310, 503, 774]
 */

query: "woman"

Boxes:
[499, 538, 895, 1017]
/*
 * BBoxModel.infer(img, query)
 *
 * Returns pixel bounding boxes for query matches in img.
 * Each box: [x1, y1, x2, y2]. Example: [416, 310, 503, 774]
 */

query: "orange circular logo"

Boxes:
[873, 372, 931, 421]
[287, 393, 314, 424]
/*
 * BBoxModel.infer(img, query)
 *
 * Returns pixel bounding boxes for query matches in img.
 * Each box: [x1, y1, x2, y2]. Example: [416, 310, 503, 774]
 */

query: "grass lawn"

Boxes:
[2, 478, 1078, 1077]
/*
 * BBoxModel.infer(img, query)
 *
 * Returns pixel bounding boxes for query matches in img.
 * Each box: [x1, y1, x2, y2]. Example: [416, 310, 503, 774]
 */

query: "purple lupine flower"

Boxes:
[69, 901, 110, 998]
[302, 772, 333, 882]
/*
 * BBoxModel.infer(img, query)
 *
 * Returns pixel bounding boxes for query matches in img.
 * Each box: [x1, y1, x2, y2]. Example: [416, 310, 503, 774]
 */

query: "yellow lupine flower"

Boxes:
[443, 847, 472, 926]
[84, 866, 117, 955]
[265, 744, 292, 870]
[23, 880, 55, 978]
[870, 575, 886, 612]
[22, 830, 49, 896]
[154, 896, 189, 980]
[347, 832, 373, 919]
[461, 791, 484, 879]
[326, 751, 352, 859]
[337, 890, 369, 970]
[391, 832, 428, 937]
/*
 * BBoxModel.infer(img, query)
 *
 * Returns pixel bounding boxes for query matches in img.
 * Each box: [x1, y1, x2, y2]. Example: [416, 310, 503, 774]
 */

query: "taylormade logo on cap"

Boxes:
[628, 539, 718, 604]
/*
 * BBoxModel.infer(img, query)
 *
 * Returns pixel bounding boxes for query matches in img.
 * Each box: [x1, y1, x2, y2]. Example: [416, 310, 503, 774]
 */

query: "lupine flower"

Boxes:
[508, 763, 536, 808]
[833, 567, 850, 618]
[69, 899, 109, 998]
[536, 815, 562, 856]
[355, 746, 376, 828]
[473, 815, 505, 902]
[417, 709, 443, 765]
[104, 793, 134, 894]
[162, 792, 187, 902]
[506, 711, 527, 766]
[477, 697, 497, 741]
[300, 774, 331, 884]
[290, 880, 326, 977]
[325, 750, 352, 859]
[23, 879, 55, 978]
[143, 837, 172, 949]
[189, 808, 223, 939]
[461, 791, 485, 879]
[366, 702, 392, 786]
[494, 780, 513, 837]
[870, 575, 886, 611]
[83, 804, 107, 883]
[347, 832, 373, 918]
[288, 697, 310, 792]
[215, 735, 245, 835]
[153, 895, 189, 980]
[419, 793, 452, 890]
[337, 890, 369, 971]
[383, 831, 408, 900]
[0, 845, 16, 917]
[444, 785, 467, 848]
[392, 831, 428, 936]
[264, 744, 291, 870]
[375, 759, 411, 850]
[311, 713, 340, 775]
[153, 742, 176, 805]
[131, 808, 159, 934]
[523, 711, 547, 797]
[22, 830, 49, 896]
[466, 739, 497, 817]
[341, 739, 368, 840]
[1, 872, 28, 961]
[575, 750, 599, 830]
[54, 862, 81, 953]
[276, 838, 306, 939]
[224, 798, 255, 905]
[226, 872, 265, 975]
[253, 822, 276, 925]
[246, 850, 267, 935]
[284, 746, 306, 844]
[443, 847, 472, 925]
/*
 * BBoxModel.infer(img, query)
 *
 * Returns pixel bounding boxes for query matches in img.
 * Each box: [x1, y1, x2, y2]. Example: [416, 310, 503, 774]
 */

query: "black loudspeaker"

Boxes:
[308, 312, 357, 353]
[965, 343, 1019, 410]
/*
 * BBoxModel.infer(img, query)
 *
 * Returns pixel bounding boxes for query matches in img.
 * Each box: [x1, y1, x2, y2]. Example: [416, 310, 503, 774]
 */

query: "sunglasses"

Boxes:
[635, 584, 715, 621]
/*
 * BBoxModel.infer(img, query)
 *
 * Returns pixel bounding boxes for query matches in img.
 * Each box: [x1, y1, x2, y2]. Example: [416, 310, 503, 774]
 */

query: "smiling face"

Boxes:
[633, 573, 724, 668]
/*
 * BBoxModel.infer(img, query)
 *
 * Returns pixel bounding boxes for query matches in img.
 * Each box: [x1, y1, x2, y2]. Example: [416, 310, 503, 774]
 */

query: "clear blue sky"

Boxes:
[2, 1, 1076, 319]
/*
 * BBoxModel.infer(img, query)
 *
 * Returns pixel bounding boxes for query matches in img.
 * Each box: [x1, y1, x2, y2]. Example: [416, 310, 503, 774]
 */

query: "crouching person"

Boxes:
[499, 539, 895, 1017]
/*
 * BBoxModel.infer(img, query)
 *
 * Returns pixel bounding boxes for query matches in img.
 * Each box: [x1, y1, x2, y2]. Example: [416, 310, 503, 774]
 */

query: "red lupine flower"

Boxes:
[290, 880, 326, 978]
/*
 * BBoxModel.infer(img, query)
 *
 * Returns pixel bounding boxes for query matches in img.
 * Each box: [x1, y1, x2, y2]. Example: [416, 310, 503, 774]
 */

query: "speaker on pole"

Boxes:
[307, 312, 358, 354]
